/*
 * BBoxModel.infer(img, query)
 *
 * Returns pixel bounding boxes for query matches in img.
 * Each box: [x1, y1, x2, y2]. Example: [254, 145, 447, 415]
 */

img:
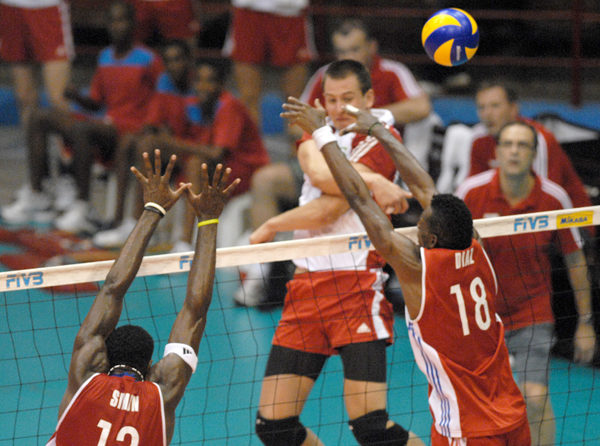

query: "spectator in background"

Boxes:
[129, 0, 201, 51]
[301, 18, 438, 170]
[1, 1, 164, 233]
[93, 39, 195, 248]
[0, 0, 73, 129]
[222, 0, 315, 125]
[95, 59, 270, 252]
[437, 80, 592, 213]
[456, 121, 596, 446]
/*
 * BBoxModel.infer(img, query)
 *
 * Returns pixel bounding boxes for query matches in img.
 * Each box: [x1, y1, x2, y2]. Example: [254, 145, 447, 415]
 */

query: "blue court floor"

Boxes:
[1, 263, 599, 446]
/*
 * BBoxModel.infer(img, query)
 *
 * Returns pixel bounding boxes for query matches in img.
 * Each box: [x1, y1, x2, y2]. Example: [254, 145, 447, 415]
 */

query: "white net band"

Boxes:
[0, 205, 597, 292]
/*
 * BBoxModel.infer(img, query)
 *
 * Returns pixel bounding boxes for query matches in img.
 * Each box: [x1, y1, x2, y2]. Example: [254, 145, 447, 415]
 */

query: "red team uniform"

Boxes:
[407, 240, 529, 445]
[89, 45, 164, 135]
[274, 113, 397, 355]
[144, 71, 191, 138]
[0, 0, 74, 63]
[223, 0, 315, 67]
[184, 90, 270, 196]
[129, 0, 199, 42]
[467, 117, 591, 210]
[47, 373, 166, 446]
[455, 170, 583, 331]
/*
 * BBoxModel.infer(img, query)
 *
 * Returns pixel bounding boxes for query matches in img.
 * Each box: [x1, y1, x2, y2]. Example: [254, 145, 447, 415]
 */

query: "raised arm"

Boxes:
[147, 164, 239, 439]
[61, 150, 189, 415]
[341, 105, 437, 210]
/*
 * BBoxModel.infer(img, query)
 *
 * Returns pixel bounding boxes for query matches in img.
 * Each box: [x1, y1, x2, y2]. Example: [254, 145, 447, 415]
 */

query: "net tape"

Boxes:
[0, 205, 597, 292]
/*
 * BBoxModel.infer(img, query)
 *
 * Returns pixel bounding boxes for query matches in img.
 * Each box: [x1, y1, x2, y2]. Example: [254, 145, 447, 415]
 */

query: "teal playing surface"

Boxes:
[1, 266, 599, 445]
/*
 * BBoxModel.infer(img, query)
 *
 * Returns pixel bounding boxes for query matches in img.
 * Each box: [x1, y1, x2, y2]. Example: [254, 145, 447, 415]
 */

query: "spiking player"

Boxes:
[281, 100, 531, 445]
[46, 150, 239, 445]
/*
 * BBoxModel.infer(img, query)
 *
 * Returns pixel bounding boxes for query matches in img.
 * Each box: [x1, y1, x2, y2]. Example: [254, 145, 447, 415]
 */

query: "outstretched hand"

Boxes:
[281, 97, 327, 134]
[131, 149, 190, 212]
[184, 164, 240, 220]
[339, 105, 381, 136]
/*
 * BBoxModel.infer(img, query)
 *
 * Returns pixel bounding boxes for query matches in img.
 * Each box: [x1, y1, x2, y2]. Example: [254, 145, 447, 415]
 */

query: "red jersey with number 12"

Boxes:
[406, 240, 527, 439]
[47, 373, 166, 446]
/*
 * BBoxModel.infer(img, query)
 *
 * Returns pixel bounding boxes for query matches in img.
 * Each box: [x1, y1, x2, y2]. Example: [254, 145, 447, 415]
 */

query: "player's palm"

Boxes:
[185, 164, 240, 220]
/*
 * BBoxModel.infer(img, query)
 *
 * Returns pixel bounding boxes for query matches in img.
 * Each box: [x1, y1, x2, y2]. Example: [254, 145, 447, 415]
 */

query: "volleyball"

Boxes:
[422, 8, 479, 67]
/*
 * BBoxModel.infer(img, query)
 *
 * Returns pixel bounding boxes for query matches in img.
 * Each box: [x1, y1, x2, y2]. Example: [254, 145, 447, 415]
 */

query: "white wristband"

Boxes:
[164, 343, 198, 373]
[312, 126, 337, 151]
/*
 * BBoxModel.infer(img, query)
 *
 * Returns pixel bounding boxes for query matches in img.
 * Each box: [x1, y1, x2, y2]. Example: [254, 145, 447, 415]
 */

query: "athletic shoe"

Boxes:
[52, 175, 78, 212]
[92, 218, 136, 248]
[233, 262, 270, 307]
[1, 186, 53, 224]
[54, 200, 98, 234]
[170, 240, 193, 253]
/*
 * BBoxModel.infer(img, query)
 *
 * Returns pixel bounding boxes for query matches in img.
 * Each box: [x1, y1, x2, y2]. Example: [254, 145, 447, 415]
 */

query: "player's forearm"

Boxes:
[103, 210, 162, 294]
[382, 95, 431, 124]
[267, 195, 349, 233]
[565, 250, 593, 320]
[369, 123, 436, 209]
[185, 223, 217, 325]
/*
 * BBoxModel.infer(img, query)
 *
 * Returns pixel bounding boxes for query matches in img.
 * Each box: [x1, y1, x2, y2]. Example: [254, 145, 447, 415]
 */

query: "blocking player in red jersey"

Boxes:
[1, 1, 164, 233]
[281, 100, 531, 446]
[455, 121, 596, 446]
[46, 150, 239, 445]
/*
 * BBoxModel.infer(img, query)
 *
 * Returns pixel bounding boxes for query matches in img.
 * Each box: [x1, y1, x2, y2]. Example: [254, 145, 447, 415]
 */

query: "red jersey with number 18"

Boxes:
[406, 239, 527, 439]
[47, 373, 166, 446]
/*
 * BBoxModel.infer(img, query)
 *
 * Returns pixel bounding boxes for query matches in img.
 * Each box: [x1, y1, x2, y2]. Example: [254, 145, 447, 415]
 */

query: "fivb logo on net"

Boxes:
[348, 235, 372, 250]
[6, 271, 43, 289]
[513, 215, 549, 232]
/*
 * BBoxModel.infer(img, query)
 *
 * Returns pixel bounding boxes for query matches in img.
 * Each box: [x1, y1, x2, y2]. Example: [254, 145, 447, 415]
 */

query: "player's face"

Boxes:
[417, 206, 435, 248]
[164, 46, 191, 86]
[332, 29, 376, 68]
[495, 124, 537, 177]
[109, 4, 134, 45]
[194, 65, 222, 105]
[323, 74, 374, 131]
[476, 86, 519, 136]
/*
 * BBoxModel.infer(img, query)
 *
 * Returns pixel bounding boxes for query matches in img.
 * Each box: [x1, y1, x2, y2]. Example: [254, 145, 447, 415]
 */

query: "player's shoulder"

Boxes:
[471, 123, 492, 141]
[455, 170, 495, 199]
[538, 176, 574, 210]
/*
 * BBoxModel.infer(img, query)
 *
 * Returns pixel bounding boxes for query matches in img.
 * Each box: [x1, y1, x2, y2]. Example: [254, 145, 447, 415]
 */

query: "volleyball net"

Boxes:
[1, 206, 599, 445]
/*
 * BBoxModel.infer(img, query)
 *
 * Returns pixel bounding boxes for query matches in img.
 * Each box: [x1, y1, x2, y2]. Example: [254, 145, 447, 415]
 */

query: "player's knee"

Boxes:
[255, 412, 307, 446]
[348, 410, 409, 446]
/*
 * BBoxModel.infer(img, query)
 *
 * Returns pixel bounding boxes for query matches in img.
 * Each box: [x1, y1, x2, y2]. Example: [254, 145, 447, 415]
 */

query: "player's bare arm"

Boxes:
[340, 105, 437, 210]
[61, 151, 189, 417]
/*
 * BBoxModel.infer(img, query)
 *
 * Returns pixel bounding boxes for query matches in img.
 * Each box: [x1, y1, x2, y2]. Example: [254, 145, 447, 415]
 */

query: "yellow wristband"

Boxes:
[198, 218, 219, 228]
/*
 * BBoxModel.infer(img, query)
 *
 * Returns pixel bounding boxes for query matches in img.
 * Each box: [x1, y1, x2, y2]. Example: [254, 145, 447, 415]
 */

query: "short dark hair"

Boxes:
[322, 59, 372, 94]
[429, 194, 473, 250]
[110, 1, 136, 22]
[476, 79, 518, 104]
[196, 58, 230, 85]
[332, 18, 374, 41]
[162, 39, 192, 60]
[496, 120, 538, 151]
[106, 325, 154, 377]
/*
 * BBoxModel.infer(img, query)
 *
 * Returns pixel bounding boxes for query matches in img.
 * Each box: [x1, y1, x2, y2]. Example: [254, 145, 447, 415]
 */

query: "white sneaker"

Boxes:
[2, 186, 53, 224]
[234, 262, 269, 307]
[170, 240, 193, 253]
[92, 218, 136, 248]
[54, 200, 97, 233]
[52, 175, 78, 212]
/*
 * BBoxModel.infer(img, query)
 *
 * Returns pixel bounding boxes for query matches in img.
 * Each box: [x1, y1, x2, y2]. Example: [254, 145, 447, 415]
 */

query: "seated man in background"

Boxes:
[2, 1, 163, 234]
[93, 39, 195, 248]
[95, 58, 270, 252]
[437, 80, 591, 213]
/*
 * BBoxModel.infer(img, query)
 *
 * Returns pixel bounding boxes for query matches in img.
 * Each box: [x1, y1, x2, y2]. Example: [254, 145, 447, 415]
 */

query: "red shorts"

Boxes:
[0, 2, 74, 63]
[273, 270, 394, 356]
[131, 0, 198, 41]
[430, 418, 531, 446]
[224, 7, 315, 67]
